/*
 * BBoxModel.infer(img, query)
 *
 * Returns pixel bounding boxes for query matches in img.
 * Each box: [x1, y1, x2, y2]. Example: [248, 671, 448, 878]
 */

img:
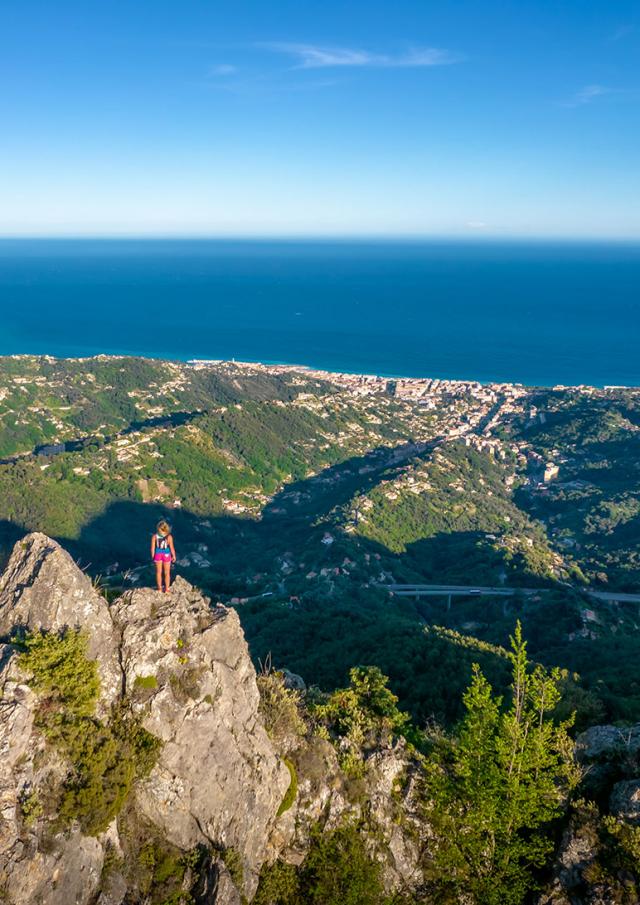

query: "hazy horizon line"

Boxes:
[1, 233, 639, 244]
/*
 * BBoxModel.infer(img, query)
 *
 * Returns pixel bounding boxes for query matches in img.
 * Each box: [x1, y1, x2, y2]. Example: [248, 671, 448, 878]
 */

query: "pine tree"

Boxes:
[422, 621, 580, 905]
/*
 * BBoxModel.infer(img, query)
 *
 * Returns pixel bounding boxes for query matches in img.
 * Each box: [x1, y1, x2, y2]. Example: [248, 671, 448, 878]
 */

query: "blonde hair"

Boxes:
[156, 520, 171, 536]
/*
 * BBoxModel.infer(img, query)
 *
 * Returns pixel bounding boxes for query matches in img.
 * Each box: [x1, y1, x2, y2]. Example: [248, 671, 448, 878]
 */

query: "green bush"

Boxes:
[18, 628, 100, 722]
[253, 860, 299, 905]
[301, 824, 384, 905]
[134, 674, 159, 691]
[603, 815, 640, 871]
[132, 838, 207, 905]
[221, 847, 245, 892]
[18, 629, 161, 836]
[18, 788, 43, 826]
[312, 665, 411, 773]
[253, 824, 384, 905]
[559, 802, 640, 902]
[56, 703, 161, 835]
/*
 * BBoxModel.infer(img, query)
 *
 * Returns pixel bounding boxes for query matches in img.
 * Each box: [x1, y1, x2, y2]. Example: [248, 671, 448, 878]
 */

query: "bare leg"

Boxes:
[155, 561, 163, 591]
[163, 560, 171, 592]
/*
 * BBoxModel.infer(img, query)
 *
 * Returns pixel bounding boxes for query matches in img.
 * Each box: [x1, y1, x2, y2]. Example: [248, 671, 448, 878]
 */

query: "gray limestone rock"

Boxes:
[272, 734, 425, 892]
[274, 735, 356, 865]
[609, 778, 640, 825]
[575, 724, 640, 762]
[363, 742, 426, 891]
[111, 577, 290, 897]
[0, 535, 289, 904]
[0, 533, 122, 709]
[7, 829, 104, 905]
[281, 669, 306, 692]
[536, 805, 602, 905]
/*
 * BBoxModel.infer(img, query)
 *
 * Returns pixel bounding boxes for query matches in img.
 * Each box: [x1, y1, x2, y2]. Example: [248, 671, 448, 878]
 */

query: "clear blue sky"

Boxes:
[1, 0, 638, 238]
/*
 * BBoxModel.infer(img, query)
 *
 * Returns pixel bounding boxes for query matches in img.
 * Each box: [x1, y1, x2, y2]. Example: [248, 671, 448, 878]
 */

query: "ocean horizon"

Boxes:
[1, 238, 639, 388]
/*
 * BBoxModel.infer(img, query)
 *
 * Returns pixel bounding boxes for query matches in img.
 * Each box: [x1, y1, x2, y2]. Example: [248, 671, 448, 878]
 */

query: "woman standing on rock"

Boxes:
[151, 520, 176, 593]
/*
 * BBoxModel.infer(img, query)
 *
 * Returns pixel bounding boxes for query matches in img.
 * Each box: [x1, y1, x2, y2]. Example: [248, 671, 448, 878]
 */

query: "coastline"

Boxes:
[3, 350, 638, 392]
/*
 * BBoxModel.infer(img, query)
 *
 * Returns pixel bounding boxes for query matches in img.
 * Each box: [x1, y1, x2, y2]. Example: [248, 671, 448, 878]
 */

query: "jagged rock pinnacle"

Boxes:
[0, 534, 289, 905]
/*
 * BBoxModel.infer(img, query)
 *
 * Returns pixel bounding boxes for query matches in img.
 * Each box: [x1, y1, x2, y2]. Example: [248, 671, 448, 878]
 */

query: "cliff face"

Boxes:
[112, 577, 290, 894]
[0, 534, 289, 904]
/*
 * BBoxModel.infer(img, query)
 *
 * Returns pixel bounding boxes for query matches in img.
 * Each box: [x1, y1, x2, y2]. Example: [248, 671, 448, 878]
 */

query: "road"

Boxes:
[385, 583, 640, 605]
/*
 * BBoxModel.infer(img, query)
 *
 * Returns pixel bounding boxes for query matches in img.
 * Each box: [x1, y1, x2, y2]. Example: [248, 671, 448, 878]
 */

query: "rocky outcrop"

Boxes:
[609, 778, 640, 825]
[363, 742, 426, 890]
[575, 724, 640, 762]
[0, 533, 429, 904]
[0, 534, 289, 905]
[112, 578, 289, 897]
[272, 732, 425, 892]
[537, 805, 602, 905]
[537, 724, 640, 905]
[273, 735, 354, 865]
[0, 533, 122, 709]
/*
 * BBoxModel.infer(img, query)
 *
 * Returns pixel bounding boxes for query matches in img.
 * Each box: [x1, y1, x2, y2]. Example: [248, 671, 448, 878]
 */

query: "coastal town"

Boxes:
[4, 354, 634, 510]
[187, 358, 569, 490]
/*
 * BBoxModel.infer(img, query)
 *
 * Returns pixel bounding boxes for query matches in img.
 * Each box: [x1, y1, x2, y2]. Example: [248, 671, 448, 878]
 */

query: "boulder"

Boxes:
[609, 779, 640, 825]
[575, 724, 640, 762]
[281, 668, 306, 692]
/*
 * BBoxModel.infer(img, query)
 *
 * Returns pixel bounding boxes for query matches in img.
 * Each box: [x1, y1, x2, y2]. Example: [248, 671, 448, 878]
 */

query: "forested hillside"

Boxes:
[1, 355, 640, 730]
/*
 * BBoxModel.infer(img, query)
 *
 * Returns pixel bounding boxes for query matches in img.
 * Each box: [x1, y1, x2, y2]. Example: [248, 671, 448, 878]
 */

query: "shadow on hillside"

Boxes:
[0, 439, 553, 595]
[608, 512, 640, 547]
[119, 410, 205, 436]
[0, 447, 589, 727]
[260, 439, 435, 520]
[398, 531, 509, 586]
[0, 519, 25, 572]
[0, 412, 207, 466]
[54, 441, 435, 570]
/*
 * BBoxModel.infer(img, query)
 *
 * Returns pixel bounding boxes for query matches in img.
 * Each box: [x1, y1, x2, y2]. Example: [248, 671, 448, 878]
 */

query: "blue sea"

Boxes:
[1, 239, 639, 387]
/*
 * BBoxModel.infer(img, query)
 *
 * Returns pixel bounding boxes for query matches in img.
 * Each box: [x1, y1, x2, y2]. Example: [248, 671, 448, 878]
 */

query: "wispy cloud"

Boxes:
[562, 84, 610, 108]
[609, 24, 634, 42]
[209, 63, 238, 76]
[260, 42, 463, 70]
